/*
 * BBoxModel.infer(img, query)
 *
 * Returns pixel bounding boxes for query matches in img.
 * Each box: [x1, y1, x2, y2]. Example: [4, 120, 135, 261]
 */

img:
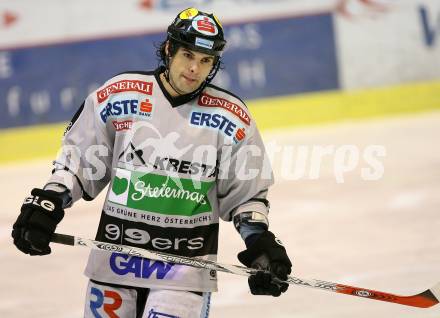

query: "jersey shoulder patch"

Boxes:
[96, 71, 155, 104]
[200, 85, 251, 126]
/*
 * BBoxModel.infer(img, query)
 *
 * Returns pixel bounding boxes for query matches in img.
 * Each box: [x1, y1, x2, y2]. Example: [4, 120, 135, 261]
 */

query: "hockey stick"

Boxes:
[51, 233, 440, 308]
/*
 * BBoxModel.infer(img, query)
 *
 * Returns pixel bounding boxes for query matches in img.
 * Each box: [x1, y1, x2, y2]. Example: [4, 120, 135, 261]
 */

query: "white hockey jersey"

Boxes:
[47, 67, 273, 292]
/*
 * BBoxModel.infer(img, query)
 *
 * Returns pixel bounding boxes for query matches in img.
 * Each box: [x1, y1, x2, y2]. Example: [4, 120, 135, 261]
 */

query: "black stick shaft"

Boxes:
[51, 233, 75, 246]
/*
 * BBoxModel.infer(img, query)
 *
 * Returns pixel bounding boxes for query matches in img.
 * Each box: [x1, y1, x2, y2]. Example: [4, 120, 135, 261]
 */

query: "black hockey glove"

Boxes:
[238, 231, 292, 297]
[12, 188, 65, 256]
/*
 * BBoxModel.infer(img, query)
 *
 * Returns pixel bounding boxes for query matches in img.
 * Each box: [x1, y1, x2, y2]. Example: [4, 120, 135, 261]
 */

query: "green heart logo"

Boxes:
[112, 176, 129, 195]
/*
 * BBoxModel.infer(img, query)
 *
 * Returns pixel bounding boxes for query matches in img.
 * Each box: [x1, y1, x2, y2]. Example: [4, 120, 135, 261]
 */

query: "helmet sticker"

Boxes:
[213, 14, 223, 29]
[179, 8, 199, 20]
[192, 16, 218, 36]
[195, 37, 214, 49]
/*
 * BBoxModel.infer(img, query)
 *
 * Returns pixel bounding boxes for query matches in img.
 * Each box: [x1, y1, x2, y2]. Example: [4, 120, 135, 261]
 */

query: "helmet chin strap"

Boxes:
[163, 68, 186, 96]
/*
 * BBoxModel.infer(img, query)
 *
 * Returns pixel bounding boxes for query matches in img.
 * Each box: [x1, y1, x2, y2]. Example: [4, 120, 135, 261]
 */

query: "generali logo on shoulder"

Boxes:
[198, 93, 250, 126]
[97, 80, 153, 103]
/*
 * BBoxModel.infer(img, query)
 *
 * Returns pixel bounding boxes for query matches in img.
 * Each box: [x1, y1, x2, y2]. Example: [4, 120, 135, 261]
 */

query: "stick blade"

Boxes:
[416, 282, 440, 308]
[400, 283, 440, 308]
[335, 282, 440, 308]
[395, 286, 440, 308]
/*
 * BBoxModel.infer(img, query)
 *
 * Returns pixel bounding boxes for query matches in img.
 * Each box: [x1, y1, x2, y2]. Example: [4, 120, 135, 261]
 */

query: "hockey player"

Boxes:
[11, 8, 292, 318]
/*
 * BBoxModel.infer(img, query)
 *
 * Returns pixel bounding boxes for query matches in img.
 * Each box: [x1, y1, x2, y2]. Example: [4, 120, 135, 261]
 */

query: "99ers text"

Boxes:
[104, 224, 204, 251]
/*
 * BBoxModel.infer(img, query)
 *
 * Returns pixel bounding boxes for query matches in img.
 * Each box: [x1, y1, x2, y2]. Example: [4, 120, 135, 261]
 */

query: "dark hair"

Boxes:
[155, 38, 224, 72]
[155, 38, 178, 67]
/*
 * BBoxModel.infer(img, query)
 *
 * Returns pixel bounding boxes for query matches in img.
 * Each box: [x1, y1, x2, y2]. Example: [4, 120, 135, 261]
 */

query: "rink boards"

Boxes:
[1, 79, 439, 164]
[1, 0, 440, 130]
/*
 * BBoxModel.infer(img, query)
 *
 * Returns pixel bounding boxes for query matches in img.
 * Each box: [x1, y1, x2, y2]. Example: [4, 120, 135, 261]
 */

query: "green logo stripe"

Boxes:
[110, 170, 214, 216]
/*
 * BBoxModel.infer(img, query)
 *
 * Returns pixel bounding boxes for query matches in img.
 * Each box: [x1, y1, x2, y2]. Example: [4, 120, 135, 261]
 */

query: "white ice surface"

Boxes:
[1, 111, 440, 317]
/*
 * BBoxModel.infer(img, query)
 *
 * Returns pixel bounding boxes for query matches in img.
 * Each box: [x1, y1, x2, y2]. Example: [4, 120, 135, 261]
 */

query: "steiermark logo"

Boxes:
[108, 168, 213, 216]
[108, 169, 131, 205]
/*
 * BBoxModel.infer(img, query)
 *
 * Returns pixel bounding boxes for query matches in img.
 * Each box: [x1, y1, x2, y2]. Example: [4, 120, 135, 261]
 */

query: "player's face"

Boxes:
[168, 47, 215, 95]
